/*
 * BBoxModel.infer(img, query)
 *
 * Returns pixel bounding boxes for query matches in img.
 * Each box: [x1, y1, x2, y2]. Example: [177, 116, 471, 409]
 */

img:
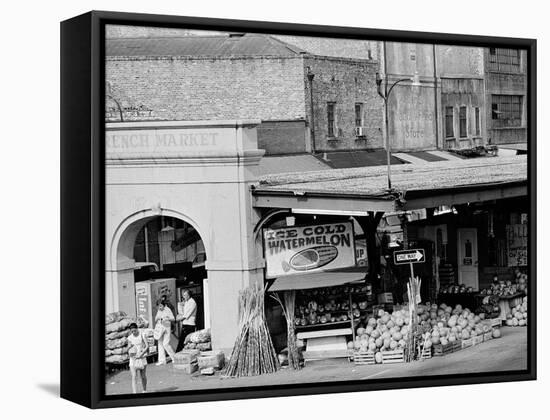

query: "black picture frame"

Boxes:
[61, 10, 537, 409]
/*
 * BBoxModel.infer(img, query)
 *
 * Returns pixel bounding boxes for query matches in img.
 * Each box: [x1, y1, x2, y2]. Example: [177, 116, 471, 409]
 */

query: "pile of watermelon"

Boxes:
[347, 308, 410, 363]
[506, 296, 528, 327]
[418, 303, 495, 347]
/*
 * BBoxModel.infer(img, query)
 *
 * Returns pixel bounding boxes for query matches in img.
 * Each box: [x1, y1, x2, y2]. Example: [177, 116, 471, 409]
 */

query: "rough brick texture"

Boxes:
[106, 56, 306, 121]
[304, 56, 384, 152]
[257, 120, 307, 154]
[273, 35, 379, 60]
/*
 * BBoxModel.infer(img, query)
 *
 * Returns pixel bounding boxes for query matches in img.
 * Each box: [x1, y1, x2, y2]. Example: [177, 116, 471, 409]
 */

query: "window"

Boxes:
[459, 106, 467, 138]
[354, 103, 363, 127]
[474, 107, 481, 136]
[327, 102, 336, 137]
[491, 95, 523, 127]
[488, 48, 521, 72]
[445, 106, 454, 138]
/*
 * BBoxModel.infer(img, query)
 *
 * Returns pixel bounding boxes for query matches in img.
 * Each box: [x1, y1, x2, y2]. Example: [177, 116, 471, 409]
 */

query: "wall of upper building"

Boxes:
[105, 26, 528, 155]
[106, 34, 311, 155]
[105, 25, 227, 38]
[380, 43, 487, 151]
[303, 55, 384, 152]
[484, 48, 528, 145]
[273, 35, 380, 61]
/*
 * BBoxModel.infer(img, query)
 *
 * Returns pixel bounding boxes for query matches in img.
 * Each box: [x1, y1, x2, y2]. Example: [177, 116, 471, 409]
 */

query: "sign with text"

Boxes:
[506, 224, 527, 267]
[394, 249, 426, 265]
[355, 238, 368, 267]
[263, 222, 356, 278]
[106, 128, 224, 157]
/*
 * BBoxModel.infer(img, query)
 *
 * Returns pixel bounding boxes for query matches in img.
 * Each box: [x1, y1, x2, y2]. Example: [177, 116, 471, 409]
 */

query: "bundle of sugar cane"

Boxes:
[223, 283, 280, 377]
[406, 276, 422, 362]
[271, 290, 301, 370]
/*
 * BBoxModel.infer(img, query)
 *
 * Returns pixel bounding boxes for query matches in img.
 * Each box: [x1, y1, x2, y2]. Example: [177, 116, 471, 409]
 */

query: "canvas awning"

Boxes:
[267, 266, 367, 292]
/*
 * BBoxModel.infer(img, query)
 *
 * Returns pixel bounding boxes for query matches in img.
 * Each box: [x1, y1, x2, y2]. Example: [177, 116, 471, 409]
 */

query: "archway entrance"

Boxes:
[112, 214, 209, 328]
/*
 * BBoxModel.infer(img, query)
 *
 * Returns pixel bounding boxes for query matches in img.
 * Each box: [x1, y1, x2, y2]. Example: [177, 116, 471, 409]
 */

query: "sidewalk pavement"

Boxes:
[105, 326, 527, 395]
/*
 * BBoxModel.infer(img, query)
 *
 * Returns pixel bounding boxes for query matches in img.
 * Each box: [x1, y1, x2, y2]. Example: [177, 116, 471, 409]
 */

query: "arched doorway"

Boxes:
[107, 211, 209, 338]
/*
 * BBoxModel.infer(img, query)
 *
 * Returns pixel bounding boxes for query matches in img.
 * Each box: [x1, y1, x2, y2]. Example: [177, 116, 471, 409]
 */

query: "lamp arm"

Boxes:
[386, 78, 411, 100]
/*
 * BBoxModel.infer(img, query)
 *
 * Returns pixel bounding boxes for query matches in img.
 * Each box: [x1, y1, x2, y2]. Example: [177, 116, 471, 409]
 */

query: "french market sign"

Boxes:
[263, 222, 356, 278]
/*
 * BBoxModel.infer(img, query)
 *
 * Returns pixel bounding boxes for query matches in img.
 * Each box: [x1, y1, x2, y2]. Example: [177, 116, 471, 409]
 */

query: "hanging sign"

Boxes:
[355, 238, 368, 267]
[263, 222, 356, 278]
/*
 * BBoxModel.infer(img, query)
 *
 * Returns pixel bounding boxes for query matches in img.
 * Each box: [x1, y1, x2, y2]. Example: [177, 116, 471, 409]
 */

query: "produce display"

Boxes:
[105, 311, 149, 364]
[417, 303, 494, 347]
[294, 285, 369, 327]
[479, 272, 528, 297]
[475, 295, 501, 319]
[506, 296, 528, 327]
[439, 284, 474, 294]
[347, 308, 411, 360]
[183, 328, 212, 351]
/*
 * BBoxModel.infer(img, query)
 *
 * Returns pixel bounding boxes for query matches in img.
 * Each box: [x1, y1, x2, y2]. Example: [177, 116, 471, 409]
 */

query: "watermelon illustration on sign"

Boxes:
[287, 246, 339, 271]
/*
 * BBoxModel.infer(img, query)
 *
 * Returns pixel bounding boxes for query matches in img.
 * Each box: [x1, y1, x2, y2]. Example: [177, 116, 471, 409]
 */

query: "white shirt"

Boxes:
[177, 298, 197, 326]
[155, 306, 175, 324]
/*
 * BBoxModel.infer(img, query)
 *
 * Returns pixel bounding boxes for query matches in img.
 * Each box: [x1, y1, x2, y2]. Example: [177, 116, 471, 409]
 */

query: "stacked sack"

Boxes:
[105, 311, 149, 364]
[183, 328, 212, 351]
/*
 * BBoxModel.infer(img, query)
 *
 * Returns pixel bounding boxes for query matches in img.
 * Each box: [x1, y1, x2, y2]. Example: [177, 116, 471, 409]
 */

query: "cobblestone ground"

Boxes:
[105, 326, 527, 395]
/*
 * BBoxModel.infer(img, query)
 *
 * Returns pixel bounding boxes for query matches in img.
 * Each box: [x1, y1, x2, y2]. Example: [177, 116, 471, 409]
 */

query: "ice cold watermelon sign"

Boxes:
[263, 222, 356, 278]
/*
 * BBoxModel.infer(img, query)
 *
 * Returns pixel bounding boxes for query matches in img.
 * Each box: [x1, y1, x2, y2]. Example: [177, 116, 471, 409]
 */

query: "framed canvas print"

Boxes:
[60, 10, 536, 408]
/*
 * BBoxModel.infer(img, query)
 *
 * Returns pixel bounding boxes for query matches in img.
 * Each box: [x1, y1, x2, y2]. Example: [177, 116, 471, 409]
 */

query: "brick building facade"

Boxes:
[303, 55, 384, 151]
[106, 33, 383, 155]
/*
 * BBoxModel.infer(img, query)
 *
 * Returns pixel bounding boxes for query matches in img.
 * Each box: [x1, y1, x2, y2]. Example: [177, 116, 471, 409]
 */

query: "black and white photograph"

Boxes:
[102, 22, 531, 397]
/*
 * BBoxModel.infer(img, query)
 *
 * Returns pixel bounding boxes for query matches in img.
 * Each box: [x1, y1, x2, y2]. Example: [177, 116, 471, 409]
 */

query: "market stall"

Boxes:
[267, 267, 368, 364]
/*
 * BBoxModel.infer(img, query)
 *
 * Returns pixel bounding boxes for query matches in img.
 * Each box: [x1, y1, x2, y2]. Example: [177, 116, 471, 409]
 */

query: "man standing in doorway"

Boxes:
[176, 289, 197, 352]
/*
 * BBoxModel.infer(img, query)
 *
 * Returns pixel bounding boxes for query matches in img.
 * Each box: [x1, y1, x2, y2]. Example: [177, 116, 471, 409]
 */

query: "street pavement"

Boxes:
[105, 326, 527, 395]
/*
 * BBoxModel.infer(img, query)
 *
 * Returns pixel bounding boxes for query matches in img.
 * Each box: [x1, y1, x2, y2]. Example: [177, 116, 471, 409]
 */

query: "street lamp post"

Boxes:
[377, 71, 421, 190]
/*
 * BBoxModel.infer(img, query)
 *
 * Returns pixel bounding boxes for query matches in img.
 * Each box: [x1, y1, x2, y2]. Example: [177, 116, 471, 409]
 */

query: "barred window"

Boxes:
[445, 106, 454, 138]
[355, 103, 363, 127]
[327, 102, 336, 137]
[488, 48, 521, 72]
[492, 95, 523, 127]
[459, 106, 467, 138]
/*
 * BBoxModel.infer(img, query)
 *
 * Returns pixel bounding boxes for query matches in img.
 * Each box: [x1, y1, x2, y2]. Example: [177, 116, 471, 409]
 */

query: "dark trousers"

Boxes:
[176, 324, 196, 352]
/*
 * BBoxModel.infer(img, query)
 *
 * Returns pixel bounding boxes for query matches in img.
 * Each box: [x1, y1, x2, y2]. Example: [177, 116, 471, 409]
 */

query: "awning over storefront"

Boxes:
[252, 155, 527, 213]
[267, 266, 366, 292]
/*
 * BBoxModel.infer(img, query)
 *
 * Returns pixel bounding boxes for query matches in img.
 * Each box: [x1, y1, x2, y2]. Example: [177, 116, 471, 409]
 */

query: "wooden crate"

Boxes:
[433, 340, 461, 356]
[483, 332, 493, 342]
[472, 335, 484, 346]
[420, 347, 432, 359]
[173, 349, 200, 365]
[381, 349, 405, 364]
[482, 318, 502, 328]
[173, 361, 198, 374]
[461, 338, 473, 349]
[353, 351, 375, 365]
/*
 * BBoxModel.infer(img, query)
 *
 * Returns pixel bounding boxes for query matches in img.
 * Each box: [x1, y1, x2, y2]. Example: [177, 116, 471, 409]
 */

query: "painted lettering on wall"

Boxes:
[106, 131, 219, 150]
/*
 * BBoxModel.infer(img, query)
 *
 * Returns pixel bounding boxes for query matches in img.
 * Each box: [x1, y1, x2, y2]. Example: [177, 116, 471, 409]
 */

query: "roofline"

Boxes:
[252, 179, 527, 213]
[403, 179, 527, 199]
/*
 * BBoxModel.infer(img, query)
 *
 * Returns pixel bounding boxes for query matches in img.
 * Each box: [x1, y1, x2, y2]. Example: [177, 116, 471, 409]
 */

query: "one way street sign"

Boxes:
[394, 249, 425, 265]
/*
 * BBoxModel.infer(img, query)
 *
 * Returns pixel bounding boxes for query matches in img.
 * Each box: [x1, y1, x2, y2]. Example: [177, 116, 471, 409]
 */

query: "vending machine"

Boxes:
[135, 278, 177, 328]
